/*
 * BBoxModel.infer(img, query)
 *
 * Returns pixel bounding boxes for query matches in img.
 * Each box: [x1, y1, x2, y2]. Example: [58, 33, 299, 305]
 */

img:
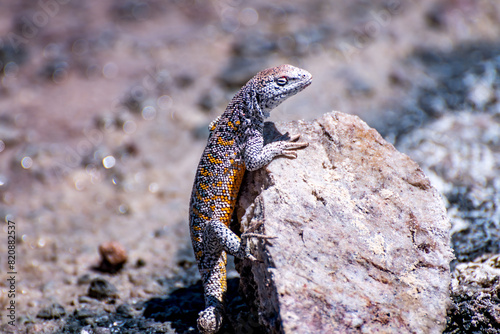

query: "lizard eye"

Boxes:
[276, 76, 288, 86]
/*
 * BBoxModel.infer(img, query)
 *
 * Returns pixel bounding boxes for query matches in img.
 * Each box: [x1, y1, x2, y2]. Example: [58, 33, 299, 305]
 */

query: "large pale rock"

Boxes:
[235, 111, 453, 334]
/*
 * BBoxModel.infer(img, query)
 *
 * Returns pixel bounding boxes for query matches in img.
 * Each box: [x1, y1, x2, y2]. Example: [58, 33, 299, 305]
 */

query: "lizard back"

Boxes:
[189, 99, 248, 262]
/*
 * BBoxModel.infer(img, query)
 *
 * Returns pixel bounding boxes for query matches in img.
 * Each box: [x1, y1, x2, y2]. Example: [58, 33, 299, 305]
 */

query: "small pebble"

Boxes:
[77, 274, 92, 285]
[116, 303, 134, 318]
[88, 277, 119, 300]
[36, 303, 66, 319]
[98, 241, 128, 273]
[74, 307, 95, 320]
[78, 295, 94, 304]
[136, 258, 146, 268]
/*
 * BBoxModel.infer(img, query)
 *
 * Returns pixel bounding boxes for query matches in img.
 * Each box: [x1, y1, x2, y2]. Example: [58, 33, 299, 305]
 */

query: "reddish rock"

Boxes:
[98, 241, 128, 273]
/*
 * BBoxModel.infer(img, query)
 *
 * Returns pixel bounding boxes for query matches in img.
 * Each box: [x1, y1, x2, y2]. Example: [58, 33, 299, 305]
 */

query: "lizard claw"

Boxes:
[281, 150, 298, 159]
[281, 137, 309, 159]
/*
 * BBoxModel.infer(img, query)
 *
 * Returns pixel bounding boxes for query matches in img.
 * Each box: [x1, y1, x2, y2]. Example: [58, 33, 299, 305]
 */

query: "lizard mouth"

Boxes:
[300, 78, 312, 91]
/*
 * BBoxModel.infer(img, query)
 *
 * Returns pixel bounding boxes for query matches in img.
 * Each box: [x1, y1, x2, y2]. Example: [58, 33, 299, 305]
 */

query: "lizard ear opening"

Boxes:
[244, 87, 265, 118]
[245, 88, 256, 110]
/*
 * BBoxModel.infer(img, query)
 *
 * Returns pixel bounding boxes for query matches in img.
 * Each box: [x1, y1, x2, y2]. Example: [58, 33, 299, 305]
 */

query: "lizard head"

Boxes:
[249, 64, 312, 118]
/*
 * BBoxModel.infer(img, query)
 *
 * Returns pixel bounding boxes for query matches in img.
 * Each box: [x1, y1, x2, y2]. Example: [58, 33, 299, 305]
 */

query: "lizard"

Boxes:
[189, 64, 312, 334]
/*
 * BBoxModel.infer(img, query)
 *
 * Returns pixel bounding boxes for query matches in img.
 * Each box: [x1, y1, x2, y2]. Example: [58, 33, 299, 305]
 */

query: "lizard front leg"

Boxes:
[244, 129, 308, 171]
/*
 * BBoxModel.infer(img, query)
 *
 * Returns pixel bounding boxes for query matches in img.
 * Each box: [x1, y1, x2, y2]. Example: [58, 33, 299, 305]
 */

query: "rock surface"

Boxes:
[235, 111, 453, 333]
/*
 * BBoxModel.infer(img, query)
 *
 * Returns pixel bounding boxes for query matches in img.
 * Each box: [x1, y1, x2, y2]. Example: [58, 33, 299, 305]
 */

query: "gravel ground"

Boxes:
[0, 1, 499, 333]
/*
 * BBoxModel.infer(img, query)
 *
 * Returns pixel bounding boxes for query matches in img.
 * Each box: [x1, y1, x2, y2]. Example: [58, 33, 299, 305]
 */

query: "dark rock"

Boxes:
[88, 277, 119, 300]
[123, 86, 147, 113]
[78, 295, 94, 304]
[236, 112, 452, 333]
[40, 59, 70, 84]
[0, 123, 22, 146]
[95, 314, 111, 326]
[377, 43, 500, 142]
[174, 73, 195, 89]
[232, 32, 277, 58]
[198, 87, 226, 112]
[74, 307, 95, 320]
[116, 304, 134, 318]
[37, 303, 66, 319]
[451, 215, 500, 264]
[77, 274, 92, 285]
[0, 42, 28, 72]
[136, 258, 146, 267]
[445, 254, 500, 333]
[60, 304, 164, 334]
[111, 0, 151, 22]
[144, 281, 205, 332]
[219, 56, 268, 89]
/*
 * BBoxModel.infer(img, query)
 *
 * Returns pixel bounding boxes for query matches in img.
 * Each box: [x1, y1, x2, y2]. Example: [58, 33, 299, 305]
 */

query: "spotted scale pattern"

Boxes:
[189, 64, 312, 334]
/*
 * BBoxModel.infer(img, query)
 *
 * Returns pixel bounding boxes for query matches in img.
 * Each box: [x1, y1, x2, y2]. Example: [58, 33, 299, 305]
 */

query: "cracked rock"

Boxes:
[235, 111, 453, 334]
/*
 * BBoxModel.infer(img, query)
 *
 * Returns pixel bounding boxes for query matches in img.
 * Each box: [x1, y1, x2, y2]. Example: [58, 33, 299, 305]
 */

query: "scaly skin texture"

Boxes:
[189, 64, 312, 334]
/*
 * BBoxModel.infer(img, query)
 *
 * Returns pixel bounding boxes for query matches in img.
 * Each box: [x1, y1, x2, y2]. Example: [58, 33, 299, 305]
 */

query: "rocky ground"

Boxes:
[0, 0, 499, 333]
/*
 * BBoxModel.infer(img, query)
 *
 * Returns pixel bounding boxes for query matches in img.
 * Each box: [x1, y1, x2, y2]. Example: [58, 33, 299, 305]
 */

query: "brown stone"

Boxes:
[98, 241, 128, 273]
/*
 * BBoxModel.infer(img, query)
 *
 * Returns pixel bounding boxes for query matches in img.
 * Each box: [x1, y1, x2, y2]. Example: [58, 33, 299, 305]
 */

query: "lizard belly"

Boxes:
[212, 160, 246, 227]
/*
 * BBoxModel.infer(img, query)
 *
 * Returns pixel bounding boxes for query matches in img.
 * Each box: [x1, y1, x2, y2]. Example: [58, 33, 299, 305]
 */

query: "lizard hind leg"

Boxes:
[197, 219, 253, 334]
[202, 219, 256, 261]
[198, 256, 227, 334]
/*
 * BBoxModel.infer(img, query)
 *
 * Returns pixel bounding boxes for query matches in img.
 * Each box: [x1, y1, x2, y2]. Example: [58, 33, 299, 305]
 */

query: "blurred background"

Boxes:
[0, 0, 499, 333]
